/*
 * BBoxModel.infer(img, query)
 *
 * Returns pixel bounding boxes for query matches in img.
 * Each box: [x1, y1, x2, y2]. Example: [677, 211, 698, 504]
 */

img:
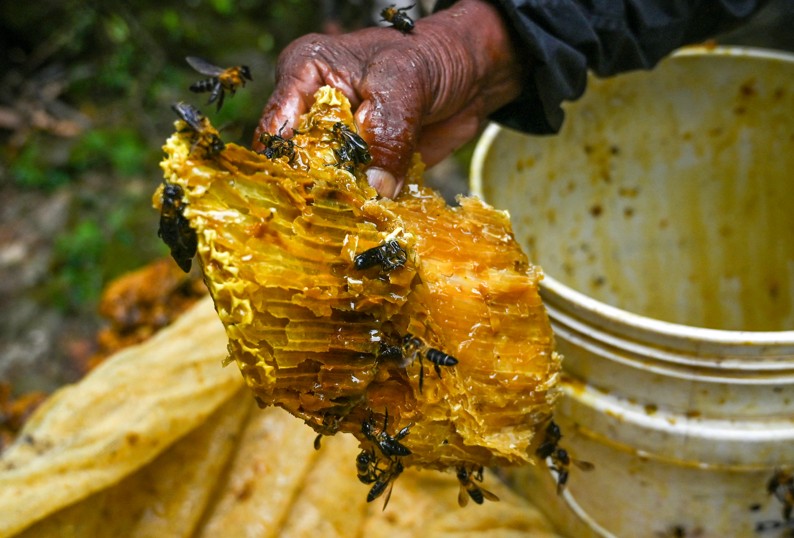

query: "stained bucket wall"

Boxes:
[471, 47, 794, 537]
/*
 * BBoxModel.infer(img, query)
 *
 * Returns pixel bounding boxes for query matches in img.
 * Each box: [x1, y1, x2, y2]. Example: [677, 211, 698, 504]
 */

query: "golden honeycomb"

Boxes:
[157, 87, 560, 497]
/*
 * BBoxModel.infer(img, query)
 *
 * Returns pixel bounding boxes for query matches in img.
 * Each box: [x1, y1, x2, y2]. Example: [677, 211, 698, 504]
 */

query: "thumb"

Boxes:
[355, 97, 420, 199]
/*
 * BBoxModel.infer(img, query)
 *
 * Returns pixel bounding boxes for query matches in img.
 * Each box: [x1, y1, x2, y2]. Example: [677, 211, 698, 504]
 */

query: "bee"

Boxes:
[361, 409, 412, 458]
[358, 411, 410, 509]
[402, 334, 459, 393]
[456, 465, 499, 506]
[356, 448, 405, 509]
[258, 121, 297, 165]
[313, 412, 346, 450]
[171, 102, 225, 158]
[380, 4, 416, 33]
[356, 448, 380, 484]
[367, 458, 404, 508]
[331, 122, 371, 172]
[535, 420, 594, 494]
[186, 56, 252, 111]
[354, 239, 407, 273]
[158, 182, 197, 273]
[378, 340, 404, 362]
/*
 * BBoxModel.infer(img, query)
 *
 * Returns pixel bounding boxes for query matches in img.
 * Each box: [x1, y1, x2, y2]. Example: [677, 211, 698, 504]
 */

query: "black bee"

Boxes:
[456, 465, 499, 506]
[171, 102, 225, 158]
[332, 122, 371, 172]
[402, 334, 459, 393]
[381, 4, 416, 33]
[354, 239, 407, 273]
[361, 409, 412, 458]
[259, 121, 297, 165]
[356, 448, 405, 509]
[535, 420, 594, 494]
[186, 56, 252, 111]
[367, 458, 404, 508]
[313, 413, 345, 450]
[356, 448, 380, 484]
[378, 340, 404, 362]
[158, 183, 197, 273]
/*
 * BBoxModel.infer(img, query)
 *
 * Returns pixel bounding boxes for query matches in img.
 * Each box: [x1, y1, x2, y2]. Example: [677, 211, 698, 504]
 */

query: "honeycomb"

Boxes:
[157, 87, 560, 496]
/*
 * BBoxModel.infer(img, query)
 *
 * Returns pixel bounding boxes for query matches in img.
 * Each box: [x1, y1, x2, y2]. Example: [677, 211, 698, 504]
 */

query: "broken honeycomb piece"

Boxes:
[158, 87, 560, 481]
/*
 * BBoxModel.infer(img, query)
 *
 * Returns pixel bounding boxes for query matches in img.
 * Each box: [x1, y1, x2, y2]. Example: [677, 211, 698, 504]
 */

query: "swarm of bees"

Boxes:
[160, 102, 226, 273]
[381, 4, 416, 33]
[355, 410, 411, 508]
[186, 56, 252, 112]
[535, 420, 594, 494]
[159, 56, 254, 273]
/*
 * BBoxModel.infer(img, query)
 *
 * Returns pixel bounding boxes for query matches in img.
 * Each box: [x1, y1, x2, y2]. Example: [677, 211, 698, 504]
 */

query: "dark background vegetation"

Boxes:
[1, 0, 793, 397]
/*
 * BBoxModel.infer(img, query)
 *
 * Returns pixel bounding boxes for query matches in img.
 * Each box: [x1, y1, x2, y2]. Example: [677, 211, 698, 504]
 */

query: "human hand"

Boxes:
[254, 0, 525, 198]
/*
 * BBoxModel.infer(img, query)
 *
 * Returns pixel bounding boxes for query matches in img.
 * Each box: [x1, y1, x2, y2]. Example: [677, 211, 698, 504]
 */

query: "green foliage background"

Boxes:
[0, 0, 356, 312]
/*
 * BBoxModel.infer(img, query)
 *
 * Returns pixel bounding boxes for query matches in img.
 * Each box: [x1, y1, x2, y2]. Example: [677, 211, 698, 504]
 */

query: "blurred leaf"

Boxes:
[9, 144, 72, 191]
[103, 13, 130, 44]
[69, 128, 152, 177]
[160, 9, 182, 39]
[210, 0, 235, 15]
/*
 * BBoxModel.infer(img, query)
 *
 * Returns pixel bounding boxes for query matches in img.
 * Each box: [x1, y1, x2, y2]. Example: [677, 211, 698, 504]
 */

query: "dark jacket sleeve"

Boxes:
[435, 0, 769, 134]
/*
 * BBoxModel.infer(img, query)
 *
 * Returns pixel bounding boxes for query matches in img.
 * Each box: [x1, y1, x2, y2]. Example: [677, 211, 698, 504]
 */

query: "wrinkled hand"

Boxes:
[254, 0, 525, 198]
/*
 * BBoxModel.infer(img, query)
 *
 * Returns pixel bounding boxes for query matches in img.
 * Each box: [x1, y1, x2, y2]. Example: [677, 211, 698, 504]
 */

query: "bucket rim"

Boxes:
[469, 46, 794, 347]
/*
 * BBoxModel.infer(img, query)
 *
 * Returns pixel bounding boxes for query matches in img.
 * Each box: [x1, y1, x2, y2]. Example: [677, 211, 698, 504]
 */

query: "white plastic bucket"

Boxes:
[470, 47, 794, 537]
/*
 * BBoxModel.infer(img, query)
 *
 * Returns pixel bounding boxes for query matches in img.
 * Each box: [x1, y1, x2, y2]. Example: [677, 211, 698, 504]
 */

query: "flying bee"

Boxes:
[402, 334, 459, 393]
[354, 239, 407, 273]
[158, 182, 197, 273]
[456, 465, 499, 506]
[186, 56, 252, 111]
[258, 121, 298, 165]
[171, 102, 225, 158]
[535, 420, 594, 494]
[331, 122, 371, 172]
[361, 409, 412, 458]
[381, 4, 416, 33]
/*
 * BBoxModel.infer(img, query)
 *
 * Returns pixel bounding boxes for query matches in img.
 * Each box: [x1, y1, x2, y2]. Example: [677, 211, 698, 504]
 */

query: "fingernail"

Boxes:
[365, 168, 398, 198]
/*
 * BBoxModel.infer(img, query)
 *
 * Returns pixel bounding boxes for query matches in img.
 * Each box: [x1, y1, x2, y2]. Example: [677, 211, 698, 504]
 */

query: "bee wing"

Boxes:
[380, 480, 395, 511]
[457, 485, 470, 507]
[480, 487, 500, 502]
[574, 459, 595, 471]
[186, 56, 225, 76]
[171, 102, 205, 132]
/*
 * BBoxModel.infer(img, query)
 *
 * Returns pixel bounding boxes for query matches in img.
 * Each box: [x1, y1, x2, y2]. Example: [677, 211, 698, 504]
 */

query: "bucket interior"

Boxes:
[474, 49, 794, 332]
